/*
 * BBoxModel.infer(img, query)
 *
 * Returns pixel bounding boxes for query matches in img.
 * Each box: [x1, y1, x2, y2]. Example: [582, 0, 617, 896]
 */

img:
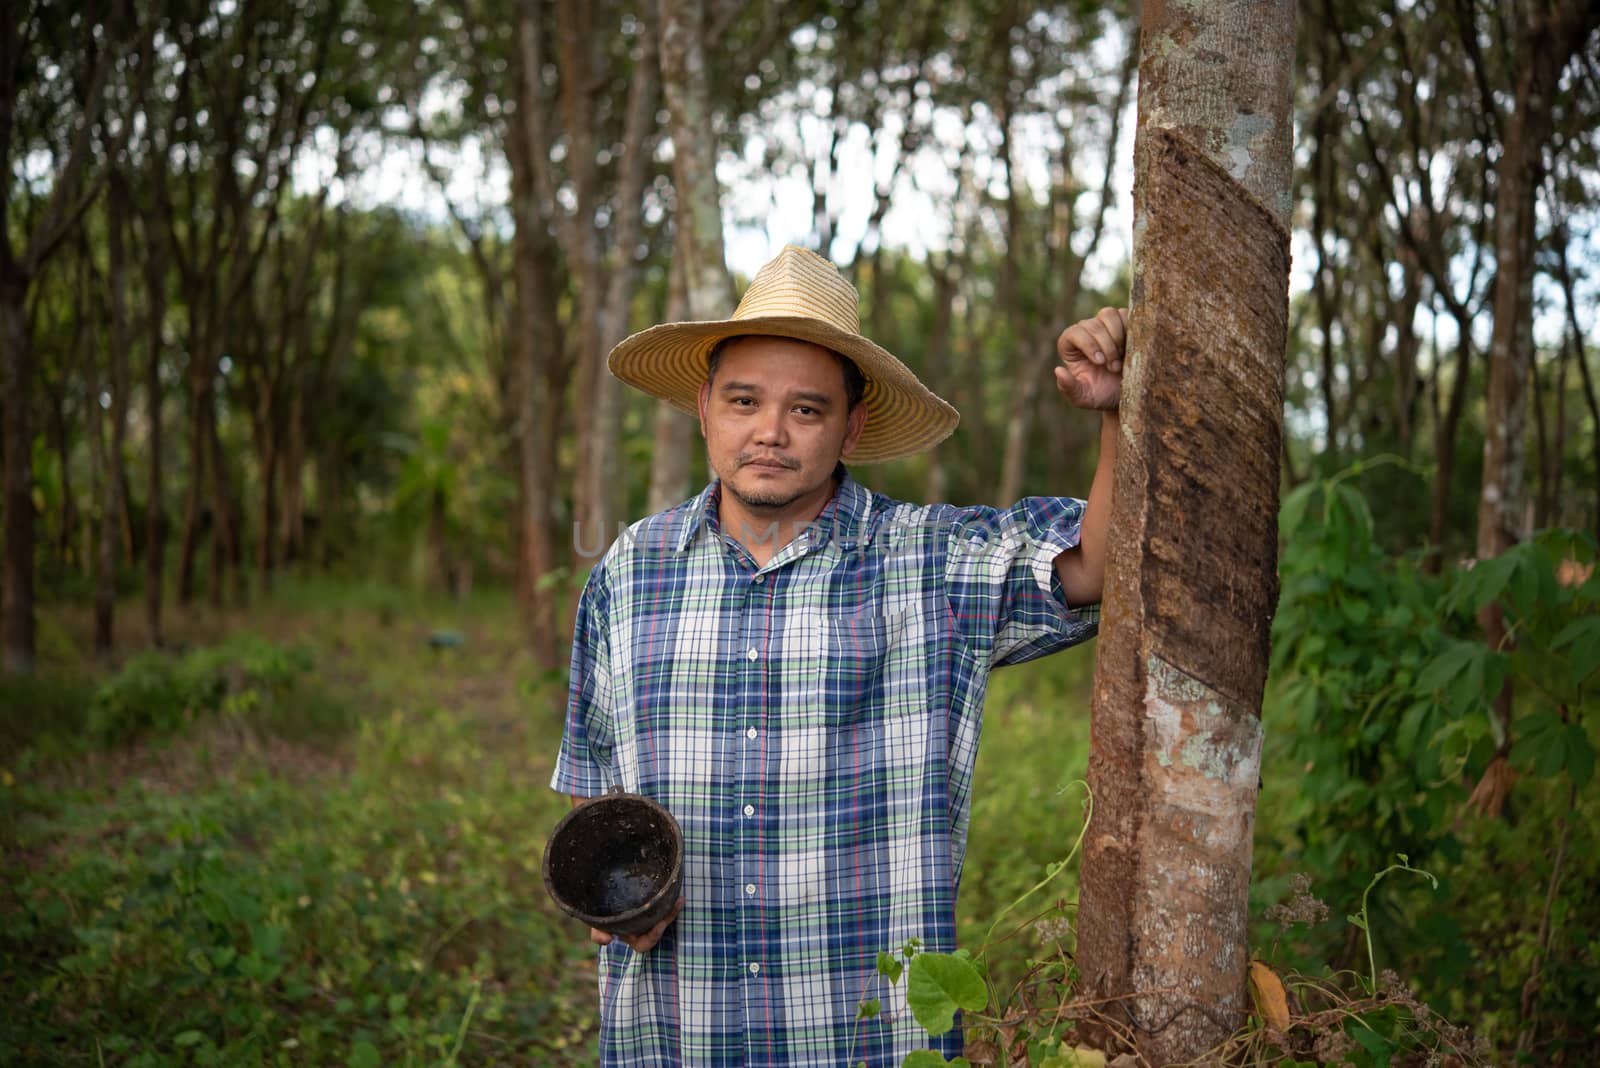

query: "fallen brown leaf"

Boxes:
[1249, 959, 1292, 1031]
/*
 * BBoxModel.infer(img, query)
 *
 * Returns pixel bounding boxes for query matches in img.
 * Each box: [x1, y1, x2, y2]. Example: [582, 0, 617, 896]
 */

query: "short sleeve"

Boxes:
[942, 496, 1100, 668]
[550, 563, 616, 797]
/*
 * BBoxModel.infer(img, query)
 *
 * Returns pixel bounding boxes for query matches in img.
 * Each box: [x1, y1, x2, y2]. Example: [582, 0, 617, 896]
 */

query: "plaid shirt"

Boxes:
[552, 473, 1098, 1067]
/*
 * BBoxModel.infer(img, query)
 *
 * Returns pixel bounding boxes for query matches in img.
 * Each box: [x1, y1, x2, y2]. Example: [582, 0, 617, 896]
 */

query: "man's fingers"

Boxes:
[1096, 306, 1128, 349]
[590, 927, 612, 946]
[618, 897, 686, 954]
[1059, 310, 1127, 368]
[1058, 323, 1102, 363]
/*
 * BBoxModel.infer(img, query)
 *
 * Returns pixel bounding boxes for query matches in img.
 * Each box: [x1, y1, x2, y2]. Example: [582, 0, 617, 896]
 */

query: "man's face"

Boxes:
[697, 336, 867, 517]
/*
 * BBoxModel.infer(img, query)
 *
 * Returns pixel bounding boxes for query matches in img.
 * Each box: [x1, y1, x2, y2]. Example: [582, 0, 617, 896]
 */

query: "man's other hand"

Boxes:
[1054, 307, 1127, 412]
[589, 897, 685, 953]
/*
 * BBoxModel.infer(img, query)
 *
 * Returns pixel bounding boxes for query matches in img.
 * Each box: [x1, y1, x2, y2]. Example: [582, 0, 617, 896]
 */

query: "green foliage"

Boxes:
[1348, 856, 1439, 993]
[906, 951, 989, 1037]
[1257, 464, 1600, 1054]
[3, 586, 594, 1067]
[1265, 464, 1595, 906]
[86, 637, 315, 746]
[0, 670, 95, 764]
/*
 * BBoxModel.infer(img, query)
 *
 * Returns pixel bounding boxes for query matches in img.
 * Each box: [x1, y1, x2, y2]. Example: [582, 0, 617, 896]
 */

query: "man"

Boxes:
[552, 245, 1126, 1066]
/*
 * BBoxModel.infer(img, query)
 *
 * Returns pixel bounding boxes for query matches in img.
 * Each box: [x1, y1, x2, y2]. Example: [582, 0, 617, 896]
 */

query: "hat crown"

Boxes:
[731, 245, 861, 334]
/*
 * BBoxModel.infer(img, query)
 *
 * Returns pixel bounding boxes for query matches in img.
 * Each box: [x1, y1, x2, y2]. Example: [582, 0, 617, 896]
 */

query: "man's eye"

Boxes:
[795, 406, 816, 416]
[732, 397, 755, 407]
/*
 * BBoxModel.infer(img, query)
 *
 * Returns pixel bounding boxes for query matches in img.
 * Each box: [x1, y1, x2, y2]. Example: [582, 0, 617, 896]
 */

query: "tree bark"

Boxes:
[1426, 315, 1474, 570]
[95, 180, 133, 655]
[660, 0, 737, 324]
[579, 8, 661, 550]
[1, 0, 138, 672]
[1553, 233, 1599, 542]
[658, 0, 736, 506]
[647, 237, 696, 513]
[1075, 2, 1295, 1062]
[555, 0, 608, 567]
[141, 198, 169, 646]
[921, 253, 958, 504]
[1473, 0, 1597, 758]
[508, 0, 567, 668]
[1, 276, 36, 673]
[1477, 1, 1598, 559]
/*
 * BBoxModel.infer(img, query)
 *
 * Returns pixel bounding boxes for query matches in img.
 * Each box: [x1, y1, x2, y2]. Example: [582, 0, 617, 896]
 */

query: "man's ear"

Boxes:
[697, 381, 710, 438]
[840, 401, 868, 457]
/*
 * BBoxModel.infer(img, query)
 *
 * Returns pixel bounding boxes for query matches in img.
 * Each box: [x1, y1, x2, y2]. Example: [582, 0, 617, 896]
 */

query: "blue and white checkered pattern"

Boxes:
[552, 473, 1098, 1067]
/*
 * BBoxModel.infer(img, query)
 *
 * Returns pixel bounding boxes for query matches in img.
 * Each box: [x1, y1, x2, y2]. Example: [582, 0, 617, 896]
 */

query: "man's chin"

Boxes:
[726, 482, 806, 511]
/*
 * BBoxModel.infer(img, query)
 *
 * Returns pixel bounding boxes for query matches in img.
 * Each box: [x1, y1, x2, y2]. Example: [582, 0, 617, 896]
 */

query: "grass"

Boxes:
[2, 580, 596, 1067]
[2, 580, 1100, 1066]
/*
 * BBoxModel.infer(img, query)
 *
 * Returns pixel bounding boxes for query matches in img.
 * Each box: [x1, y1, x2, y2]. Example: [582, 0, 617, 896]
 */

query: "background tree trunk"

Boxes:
[142, 198, 168, 647]
[1473, 0, 1598, 771]
[94, 181, 133, 655]
[658, 0, 736, 492]
[1475, 1, 1598, 561]
[2, 275, 37, 673]
[1075, 1, 1296, 1062]
[646, 229, 697, 513]
[507, 0, 566, 668]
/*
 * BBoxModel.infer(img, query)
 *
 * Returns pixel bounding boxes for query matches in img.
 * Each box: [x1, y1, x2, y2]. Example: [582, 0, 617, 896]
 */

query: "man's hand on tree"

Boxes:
[1055, 307, 1127, 412]
[588, 897, 685, 953]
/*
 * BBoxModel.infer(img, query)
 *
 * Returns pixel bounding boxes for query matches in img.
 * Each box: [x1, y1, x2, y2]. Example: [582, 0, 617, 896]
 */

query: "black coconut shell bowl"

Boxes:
[542, 788, 684, 937]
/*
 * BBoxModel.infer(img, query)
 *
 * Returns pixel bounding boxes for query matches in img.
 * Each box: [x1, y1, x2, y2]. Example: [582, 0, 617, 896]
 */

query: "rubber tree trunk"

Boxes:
[647, 230, 696, 514]
[1, 276, 35, 674]
[1473, 0, 1597, 769]
[1476, 0, 1598, 563]
[659, 0, 735, 465]
[95, 185, 133, 655]
[508, 0, 565, 669]
[1075, 2, 1295, 1063]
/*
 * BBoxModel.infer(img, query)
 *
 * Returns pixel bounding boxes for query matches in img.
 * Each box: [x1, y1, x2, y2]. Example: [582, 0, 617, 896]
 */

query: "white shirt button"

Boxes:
[743, 804, 755, 817]
[746, 647, 758, 661]
[746, 727, 757, 740]
[744, 883, 756, 896]
[749, 962, 760, 975]
[753, 574, 765, 585]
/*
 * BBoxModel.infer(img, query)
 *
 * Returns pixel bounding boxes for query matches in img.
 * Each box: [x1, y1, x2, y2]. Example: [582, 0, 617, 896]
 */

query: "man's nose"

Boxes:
[752, 408, 789, 446]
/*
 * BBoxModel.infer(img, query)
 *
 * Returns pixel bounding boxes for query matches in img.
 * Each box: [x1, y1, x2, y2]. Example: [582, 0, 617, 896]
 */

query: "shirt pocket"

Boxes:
[814, 606, 914, 730]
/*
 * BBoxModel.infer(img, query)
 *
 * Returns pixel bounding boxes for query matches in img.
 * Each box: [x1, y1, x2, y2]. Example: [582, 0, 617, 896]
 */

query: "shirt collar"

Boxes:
[673, 465, 873, 554]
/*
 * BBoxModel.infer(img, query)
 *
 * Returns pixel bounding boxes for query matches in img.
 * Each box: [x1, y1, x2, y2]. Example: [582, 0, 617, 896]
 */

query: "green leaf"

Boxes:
[877, 950, 903, 986]
[1350, 1019, 1396, 1059]
[173, 1030, 204, 1048]
[902, 1053, 966, 1068]
[1280, 482, 1318, 538]
[1566, 725, 1595, 789]
[1415, 640, 1478, 696]
[1508, 551, 1541, 615]
[857, 998, 881, 1021]
[906, 952, 987, 1037]
[1395, 703, 1430, 760]
[1454, 553, 1517, 614]
[349, 1039, 381, 1068]
[1551, 616, 1600, 686]
[901, 1053, 943, 1068]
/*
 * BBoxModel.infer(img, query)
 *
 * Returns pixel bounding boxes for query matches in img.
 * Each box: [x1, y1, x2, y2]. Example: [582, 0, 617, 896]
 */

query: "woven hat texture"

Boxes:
[607, 245, 959, 463]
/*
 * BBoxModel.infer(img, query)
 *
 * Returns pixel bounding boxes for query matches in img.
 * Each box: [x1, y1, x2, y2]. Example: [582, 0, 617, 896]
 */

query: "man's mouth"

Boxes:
[739, 455, 799, 471]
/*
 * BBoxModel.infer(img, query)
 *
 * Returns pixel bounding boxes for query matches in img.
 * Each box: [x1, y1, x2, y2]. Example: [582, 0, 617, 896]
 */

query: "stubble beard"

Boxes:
[725, 480, 808, 512]
[711, 449, 812, 514]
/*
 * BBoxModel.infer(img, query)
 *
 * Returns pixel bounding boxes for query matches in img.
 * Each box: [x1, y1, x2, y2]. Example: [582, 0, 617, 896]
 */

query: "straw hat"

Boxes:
[607, 245, 959, 463]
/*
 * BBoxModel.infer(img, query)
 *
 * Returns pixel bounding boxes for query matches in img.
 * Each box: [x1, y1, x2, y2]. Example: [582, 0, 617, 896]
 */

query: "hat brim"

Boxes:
[607, 316, 959, 464]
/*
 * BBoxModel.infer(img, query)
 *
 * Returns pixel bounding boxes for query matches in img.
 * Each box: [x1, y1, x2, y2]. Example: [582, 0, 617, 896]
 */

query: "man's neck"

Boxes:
[717, 478, 840, 568]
